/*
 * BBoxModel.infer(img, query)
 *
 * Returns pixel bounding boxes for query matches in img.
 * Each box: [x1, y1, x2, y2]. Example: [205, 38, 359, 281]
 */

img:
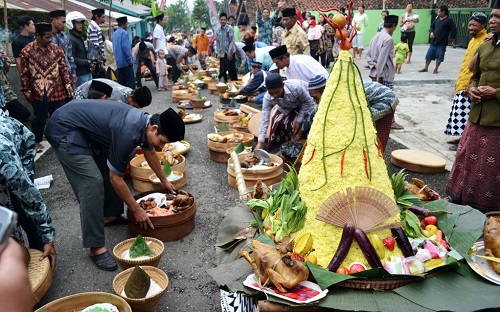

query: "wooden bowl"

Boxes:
[190, 64, 199, 71]
[113, 237, 165, 270]
[189, 97, 207, 108]
[216, 85, 228, 93]
[227, 90, 238, 97]
[112, 266, 169, 312]
[149, 172, 185, 190]
[35, 292, 132, 312]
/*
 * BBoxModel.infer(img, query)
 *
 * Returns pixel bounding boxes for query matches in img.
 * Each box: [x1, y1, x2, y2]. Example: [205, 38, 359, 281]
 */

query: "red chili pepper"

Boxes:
[375, 139, 383, 157]
[304, 147, 316, 165]
[316, 6, 341, 13]
[363, 149, 370, 179]
[340, 150, 346, 176]
[318, 12, 340, 30]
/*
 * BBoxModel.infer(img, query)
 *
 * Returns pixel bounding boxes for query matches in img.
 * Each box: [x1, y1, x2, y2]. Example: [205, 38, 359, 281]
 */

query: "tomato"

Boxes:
[424, 216, 438, 226]
[425, 224, 438, 234]
[336, 267, 349, 275]
[420, 220, 426, 230]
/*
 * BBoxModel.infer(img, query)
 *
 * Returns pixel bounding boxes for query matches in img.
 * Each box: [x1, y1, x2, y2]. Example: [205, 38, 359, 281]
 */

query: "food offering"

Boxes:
[216, 82, 228, 94]
[136, 191, 193, 217]
[113, 266, 169, 312]
[177, 100, 211, 110]
[113, 236, 165, 270]
[207, 131, 254, 163]
[162, 140, 190, 155]
[178, 108, 202, 124]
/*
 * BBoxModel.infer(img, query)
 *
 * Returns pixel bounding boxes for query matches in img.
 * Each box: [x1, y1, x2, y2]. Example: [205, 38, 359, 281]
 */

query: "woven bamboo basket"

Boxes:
[229, 123, 249, 133]
[172, 90, 193, 103]
[129, 154, 186, 193]
[112, 266, 169, 312]
[112, 237, 165, 270]
[336, 275, 425, 290]
[214, 110, 240, 123]
[207, 131, 254, 162]
[35, 292, 132, 312]
[149, 171, 186, 190]
[216, 84, 228, 93]
[189, 97, 207, 109]
[190, 64, 199, 71]
[227, 154, 284, 189]
[29, 249, 52, 306]
[127, 190, 196, 242]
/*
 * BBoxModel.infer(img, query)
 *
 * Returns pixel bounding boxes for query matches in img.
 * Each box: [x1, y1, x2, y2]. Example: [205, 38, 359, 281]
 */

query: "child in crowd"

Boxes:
[394, 33, 409, 74]
[156, 49, 170, 91]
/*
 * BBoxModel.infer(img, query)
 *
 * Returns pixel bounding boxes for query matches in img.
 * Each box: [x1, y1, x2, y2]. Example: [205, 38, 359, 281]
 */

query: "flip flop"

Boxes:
[447, 138, 460, 144]
[418, 69, 428, 72]
[104, 215, 128, 227]
[36, 144, 44, 153]
[449, 144, 458, 151]
[90, 251, 118, 271]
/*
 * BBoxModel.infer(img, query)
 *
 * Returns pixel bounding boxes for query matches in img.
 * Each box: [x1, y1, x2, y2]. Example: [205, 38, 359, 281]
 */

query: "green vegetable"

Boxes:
[129, 235, 155, 258]
[162, 161, 171, 178]
[402, 210, 425, 238]
[233, 142, 245, 154]
[91, 308, 110, 312]
[391, 169, 423, 208]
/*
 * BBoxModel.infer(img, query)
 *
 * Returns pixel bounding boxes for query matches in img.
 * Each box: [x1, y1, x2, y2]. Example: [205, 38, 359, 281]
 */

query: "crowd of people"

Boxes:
[0, 2, 499, 307]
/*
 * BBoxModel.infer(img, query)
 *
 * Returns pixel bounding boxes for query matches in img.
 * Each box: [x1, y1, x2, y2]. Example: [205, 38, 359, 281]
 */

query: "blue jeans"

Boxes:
[254, 92, 265, 105]
[76, 73, 92, 88]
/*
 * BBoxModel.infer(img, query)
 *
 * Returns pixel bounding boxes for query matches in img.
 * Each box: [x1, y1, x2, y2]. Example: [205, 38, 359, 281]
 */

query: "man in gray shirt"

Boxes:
[133, 40, 159, 88]
[216, 12, 237, 82]
[45, 102, 184, 271]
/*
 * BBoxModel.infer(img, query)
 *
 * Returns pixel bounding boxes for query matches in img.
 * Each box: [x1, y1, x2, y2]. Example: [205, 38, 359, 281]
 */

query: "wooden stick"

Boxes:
[230, 150, 247, 201]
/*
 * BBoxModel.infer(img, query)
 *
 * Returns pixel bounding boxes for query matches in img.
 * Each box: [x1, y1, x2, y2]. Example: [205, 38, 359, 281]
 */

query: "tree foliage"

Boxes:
[190, 0, 223, 29]
[165, 0, 192, 32]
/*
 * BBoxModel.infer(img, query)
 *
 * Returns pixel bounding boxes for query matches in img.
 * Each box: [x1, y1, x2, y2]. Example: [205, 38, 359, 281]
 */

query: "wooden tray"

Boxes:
[390, 149, 447, 173]
[183, 113, 202, 124]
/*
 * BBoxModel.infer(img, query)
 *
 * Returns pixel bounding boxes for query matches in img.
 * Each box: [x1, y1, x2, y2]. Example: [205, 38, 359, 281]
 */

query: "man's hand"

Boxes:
[161, 179, 176, 194]
[429, 32, 435, 39]
[255, 141, 264, 150]
[132, 207, 154, 230]
[227, 53, 233, 61]
[477, 86, 497, 101]
[292, 122, 303, 139]
[448, 39, 455, 46]
[41, 242, 57, 270]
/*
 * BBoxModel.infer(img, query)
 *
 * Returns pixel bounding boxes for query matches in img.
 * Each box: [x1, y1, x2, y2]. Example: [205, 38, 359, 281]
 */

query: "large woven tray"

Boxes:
[29, 249, 52, 305]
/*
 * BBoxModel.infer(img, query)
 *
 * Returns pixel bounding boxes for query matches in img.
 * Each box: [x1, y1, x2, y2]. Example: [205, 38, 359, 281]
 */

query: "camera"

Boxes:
[0, 206, 18, 256]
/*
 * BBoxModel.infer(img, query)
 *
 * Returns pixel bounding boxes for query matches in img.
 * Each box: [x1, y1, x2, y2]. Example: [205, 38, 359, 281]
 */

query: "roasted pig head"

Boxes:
[484, 216, 500, 274]
[241, 240, 309, 292]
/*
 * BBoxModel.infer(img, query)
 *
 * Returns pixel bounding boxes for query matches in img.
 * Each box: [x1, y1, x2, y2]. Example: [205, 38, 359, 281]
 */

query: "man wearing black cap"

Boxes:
[444, 12, 488, 151]
[50, 10, 77, 88]
[256, 73, 316, 151]
[75, 78, 152, 108]
[153, 12, 167, 55]
[20, 23, 73, 153]
[281, 8, 309, 55]
[133, 39, 159, 89]
[239, 61, 269, 104]
[167, 43, 197, 82]
[45, 102, 185, 271]
[243, 44, 276, 72]
[269, 45, 327, 82]
[88, 8, 106, 78]
[365, 15, 399, 89]
[113, 16, 135, 89]
[418, 5, 457, 74]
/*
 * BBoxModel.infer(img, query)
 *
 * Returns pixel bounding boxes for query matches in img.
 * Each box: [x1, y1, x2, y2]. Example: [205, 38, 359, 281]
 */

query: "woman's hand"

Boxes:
[468, 87, 482, 103]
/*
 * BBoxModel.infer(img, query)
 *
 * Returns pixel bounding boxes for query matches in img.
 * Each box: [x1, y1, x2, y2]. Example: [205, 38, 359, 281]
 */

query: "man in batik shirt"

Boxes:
[256, 1, 284, 46]
[20, 23, 72, 153]
[50, 10, 76, 87]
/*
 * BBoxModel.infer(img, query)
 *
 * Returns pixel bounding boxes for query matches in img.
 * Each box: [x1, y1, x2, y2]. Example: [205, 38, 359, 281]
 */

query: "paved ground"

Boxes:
[29, 44, 465, 310]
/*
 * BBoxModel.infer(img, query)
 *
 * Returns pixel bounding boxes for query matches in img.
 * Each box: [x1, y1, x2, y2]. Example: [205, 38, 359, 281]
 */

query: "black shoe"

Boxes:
[104, 215, 128, 227]
[90, 251, 118, 271]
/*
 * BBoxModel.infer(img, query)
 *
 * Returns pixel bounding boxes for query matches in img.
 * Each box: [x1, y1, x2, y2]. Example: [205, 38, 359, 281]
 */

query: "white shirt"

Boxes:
[153, 24, 167, 54]
[285, 54, 329, 83]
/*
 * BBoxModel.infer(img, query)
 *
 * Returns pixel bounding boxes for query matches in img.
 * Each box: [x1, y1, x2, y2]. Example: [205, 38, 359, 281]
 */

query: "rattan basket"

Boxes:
[113, 266, 169, 312]
[189, 97, 206, 108]
[337, 275, 424, 290]
[29, 249, 52, 306]
[216, 84, 228, 93]
[113, 237, 165, 270]
[35, 292, 132, 312]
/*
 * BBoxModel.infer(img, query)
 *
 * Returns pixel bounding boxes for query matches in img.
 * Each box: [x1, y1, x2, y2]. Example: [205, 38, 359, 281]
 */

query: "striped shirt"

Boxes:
[87, 20, 106, 64]
[215, 25, 236, 57]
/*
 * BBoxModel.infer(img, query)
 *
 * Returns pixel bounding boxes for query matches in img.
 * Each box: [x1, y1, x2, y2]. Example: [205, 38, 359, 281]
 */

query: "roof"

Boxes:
[5, 0, 145, 25]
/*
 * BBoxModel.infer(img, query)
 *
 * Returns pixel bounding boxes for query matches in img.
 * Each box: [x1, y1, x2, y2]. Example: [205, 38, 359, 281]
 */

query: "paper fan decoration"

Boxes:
[315, 187, 401, 232]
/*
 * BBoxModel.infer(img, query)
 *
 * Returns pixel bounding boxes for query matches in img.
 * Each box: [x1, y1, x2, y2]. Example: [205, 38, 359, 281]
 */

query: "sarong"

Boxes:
[267, 109, 298, 152]
[446, 121, 500, 212]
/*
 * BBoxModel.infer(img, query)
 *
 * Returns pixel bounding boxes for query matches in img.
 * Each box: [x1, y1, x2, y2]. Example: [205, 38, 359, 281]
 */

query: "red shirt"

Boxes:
[20, 41, 72, 102]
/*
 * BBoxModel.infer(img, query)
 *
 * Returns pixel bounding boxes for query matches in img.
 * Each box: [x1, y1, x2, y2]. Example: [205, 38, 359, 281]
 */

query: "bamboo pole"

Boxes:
[230, 150, 247, 201]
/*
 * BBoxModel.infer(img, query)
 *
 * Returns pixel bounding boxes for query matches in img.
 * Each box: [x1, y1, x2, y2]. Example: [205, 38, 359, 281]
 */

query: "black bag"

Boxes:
[309, 40, 319, 51]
